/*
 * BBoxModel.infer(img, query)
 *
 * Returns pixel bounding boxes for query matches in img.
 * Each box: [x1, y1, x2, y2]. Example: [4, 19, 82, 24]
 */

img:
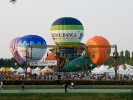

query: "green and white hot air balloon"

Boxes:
[50, 17, 84, 45]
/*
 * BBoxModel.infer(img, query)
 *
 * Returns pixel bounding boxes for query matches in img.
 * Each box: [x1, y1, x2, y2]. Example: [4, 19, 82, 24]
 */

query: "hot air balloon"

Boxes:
[50, 17, 84, 45]
[62, 55, 97, 72]
[10, 37, 24, 64]
[85, 36, 111, 66]
[45, 52, 56, 60]
[45, 52, 60, 68]
[17, 35, 47, 65]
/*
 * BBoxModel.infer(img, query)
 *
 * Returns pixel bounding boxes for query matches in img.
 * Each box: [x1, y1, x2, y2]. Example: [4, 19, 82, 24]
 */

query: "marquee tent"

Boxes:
[10, 67, 15, 72]
[91, 65, 115, 75]
[27, 67, 32, 72]
[41, 66, 54, 74]
[16, 67, 24, 74]
[117, 64, 133, 75]
[1, 67, 10, 72]
[32, 67, 41, 75]
[34, 67, 40, 71]
[0, 67, 3, 71]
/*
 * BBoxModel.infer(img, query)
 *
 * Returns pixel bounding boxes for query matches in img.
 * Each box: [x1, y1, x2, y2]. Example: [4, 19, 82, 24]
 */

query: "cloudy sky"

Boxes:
[0, 0, 133, 58]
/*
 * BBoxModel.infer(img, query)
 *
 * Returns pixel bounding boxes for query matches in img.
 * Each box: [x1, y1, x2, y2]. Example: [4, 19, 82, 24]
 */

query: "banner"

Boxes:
[30, 60, 57, 66]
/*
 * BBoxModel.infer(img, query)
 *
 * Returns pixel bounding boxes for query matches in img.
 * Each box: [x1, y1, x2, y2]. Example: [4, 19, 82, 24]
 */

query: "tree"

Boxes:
[104, 56, 114, 67]
[119, 50, 125, 65]
[125, 50, 130, 64]
[0, 58, 19, 68]
[131, 52, 133, 59]
[129, 52, 133, 66]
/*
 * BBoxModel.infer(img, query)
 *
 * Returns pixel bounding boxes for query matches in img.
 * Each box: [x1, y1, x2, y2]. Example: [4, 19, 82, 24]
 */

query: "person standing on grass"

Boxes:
[21, 82, 24, 91]
[64, 83, 68, 93]
[0, 81, 3, 90]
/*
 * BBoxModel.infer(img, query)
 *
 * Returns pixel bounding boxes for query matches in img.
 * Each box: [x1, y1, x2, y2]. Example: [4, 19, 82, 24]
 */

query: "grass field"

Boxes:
[1, 85, 133, 100]
[0, 93, 133, 100]
[3, 85, 133, 90]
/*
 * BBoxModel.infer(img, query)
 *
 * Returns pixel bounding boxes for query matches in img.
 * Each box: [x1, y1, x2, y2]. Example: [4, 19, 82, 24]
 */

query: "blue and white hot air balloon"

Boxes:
[17, 35, 47, 65]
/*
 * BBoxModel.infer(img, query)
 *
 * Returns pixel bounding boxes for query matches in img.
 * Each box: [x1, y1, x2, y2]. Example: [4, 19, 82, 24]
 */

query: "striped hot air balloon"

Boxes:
[10, 37, 24, 64]
[50, 17, 84, 45]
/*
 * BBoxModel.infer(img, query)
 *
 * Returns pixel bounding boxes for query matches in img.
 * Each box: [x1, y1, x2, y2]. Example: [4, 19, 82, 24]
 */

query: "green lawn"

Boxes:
[0, 93, 133, 100]
[3, 85, 133, 90]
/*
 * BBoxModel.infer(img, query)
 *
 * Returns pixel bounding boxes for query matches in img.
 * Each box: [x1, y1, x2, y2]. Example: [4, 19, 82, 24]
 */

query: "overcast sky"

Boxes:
[0, 0, 133, 58]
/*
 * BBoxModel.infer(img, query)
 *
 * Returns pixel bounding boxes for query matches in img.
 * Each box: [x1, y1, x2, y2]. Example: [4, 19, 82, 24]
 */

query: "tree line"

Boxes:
[104, 50, 133, 67]
[0, 50, 133, 68]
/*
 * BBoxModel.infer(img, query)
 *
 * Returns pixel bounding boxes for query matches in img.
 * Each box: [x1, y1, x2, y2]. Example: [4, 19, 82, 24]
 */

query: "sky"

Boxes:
[0, 0, 133, 58]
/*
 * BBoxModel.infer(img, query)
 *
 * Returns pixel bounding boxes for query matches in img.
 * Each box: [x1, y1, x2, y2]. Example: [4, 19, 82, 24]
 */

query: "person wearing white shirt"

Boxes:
[0, 81, 3, 90]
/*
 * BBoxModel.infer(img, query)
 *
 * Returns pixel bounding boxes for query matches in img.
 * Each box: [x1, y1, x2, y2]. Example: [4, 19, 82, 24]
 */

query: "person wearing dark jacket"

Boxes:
[64, 83, 68, 92]
[21, 82, 24, 91]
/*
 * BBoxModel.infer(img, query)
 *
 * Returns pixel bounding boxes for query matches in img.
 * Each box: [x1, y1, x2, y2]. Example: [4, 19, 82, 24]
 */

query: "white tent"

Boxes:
[125, 64, 133, 71]
[99, 65, 114, 75]
[92, 64, 133, 75]
[10, 67, 15, 72]
[32, 67, 41, 75]
[121, 64, 133, 75]
[34, 67, 40, 71]
[125, 64, 133, 75]
[16, 67, 24, 74]
[118, 65, 127, 75]
[41, 66, 54, 74]
[91, 67, 101, 74]
[110, 67, 114, 71]
[0, 67, 3, 71]
[91, 65, 115, 75]
[27, 67, 32, 72]
[118, 64, 132, 75]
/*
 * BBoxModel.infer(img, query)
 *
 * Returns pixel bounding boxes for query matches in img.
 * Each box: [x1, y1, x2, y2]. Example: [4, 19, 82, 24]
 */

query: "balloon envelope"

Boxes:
[85, 36, 111, 66]
[62, 55, 97, 72]
[17, 35, 47, 65]
[50, 17, 84, 45]
[45, 52, 56, 60]
[10, 37, 24, 64]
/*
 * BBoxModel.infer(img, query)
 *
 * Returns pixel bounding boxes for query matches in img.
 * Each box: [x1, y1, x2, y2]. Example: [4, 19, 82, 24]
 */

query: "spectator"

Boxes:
[21, 82, 24, 91]
[64, 83, 68, 92]
[0, 81, 3, 90]
[70, 82, 74, 89]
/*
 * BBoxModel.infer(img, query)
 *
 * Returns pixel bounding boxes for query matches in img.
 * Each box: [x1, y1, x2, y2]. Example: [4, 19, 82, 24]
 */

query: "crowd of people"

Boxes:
[1, 71, 133, 81]
[31, 72, 133, 81]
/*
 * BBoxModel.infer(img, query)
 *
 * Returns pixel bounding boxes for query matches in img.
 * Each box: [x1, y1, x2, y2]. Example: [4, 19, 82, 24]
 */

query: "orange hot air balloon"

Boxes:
[45, 52, 60, 65]
[45, 52, 56, 60]
[85, 36, 111, 66]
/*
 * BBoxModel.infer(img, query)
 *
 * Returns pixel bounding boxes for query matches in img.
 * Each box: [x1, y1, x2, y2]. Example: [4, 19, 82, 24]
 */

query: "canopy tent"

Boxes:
[125, 64, 133, 71]
[117, 64, 133, 75]
[27, 67, 32, 72]
[0, 67, 3, 71]
[10, 67, 15, 72]
[91, 65, 115, 75]
[16, 67, 24, 74]
[34, 67, 40, 71]
[91, 64, 133, 75]
[118, 65, 128, 75]
[41, 66, 54, 74]
[1, 67, 10, 72]
[32, 67, 41, 75]
[91, 67, 100, 74]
